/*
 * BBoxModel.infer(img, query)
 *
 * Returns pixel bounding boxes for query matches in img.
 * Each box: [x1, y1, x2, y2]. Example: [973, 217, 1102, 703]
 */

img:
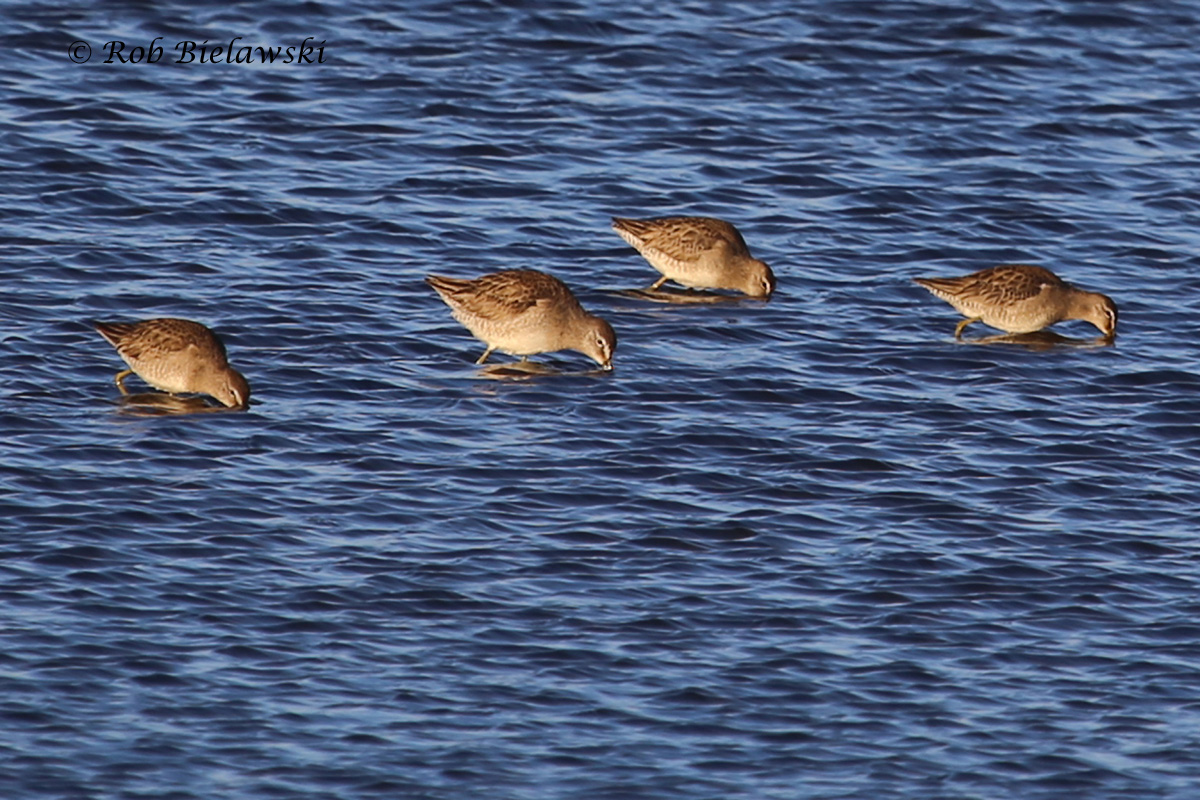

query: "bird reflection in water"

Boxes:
[613, 287, 754, 304]
[962, 330, 1116, 351]
[112, 391, 240, 416]
[476, 360, 612, 381]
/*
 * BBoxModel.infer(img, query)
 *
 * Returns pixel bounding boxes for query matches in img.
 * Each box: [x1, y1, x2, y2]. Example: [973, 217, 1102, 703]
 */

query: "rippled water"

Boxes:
[5, 1, 1200, 797]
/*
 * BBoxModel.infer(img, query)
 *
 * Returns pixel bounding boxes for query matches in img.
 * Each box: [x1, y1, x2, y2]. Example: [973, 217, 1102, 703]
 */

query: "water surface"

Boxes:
[4, 1, 1200, 798]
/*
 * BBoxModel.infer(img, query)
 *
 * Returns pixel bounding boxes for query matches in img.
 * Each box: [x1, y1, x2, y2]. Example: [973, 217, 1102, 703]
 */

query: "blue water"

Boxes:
[4, 1, 1200, 797]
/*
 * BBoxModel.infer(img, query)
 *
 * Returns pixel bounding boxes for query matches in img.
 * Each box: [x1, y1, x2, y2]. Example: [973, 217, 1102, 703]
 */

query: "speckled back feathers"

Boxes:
[426, 269, 585, 322]
[612, 216, 753, 263]
[914, 264, 1065, 306]
[94, 318, 231, 366]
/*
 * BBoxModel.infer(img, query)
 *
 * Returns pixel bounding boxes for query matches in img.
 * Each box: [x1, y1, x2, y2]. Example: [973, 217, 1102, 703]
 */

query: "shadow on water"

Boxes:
[960, 331, 1115, 350]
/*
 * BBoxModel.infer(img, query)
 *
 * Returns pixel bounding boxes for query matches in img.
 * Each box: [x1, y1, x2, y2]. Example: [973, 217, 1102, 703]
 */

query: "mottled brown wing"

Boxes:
[427, 270, 578, 321]
[94, 318, 227, 362]
[967, 265, 1064, 304]
[613, 217, 751, 263]
[93, 320, 139, 351]
[916, 264, 1064, 304]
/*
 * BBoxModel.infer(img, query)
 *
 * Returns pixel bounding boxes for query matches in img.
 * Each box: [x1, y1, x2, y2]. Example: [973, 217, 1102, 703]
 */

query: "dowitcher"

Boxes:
[426, 269, 617, 369]
[612, 216, 775, 298]
[93, 318, 251, 408]
[914, 264, 1117, 339]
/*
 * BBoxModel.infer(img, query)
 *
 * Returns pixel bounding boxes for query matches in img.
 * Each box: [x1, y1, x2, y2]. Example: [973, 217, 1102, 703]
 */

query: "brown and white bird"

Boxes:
[913, 264, 1118, 339]
[93, 318, 251, 408]
[426, 269, 617, 369]
[612, 216, 775, 298]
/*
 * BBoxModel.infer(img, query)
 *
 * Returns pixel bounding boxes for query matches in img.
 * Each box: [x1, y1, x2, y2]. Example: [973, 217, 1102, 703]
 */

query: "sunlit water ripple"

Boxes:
[4, 1, 1200, 798]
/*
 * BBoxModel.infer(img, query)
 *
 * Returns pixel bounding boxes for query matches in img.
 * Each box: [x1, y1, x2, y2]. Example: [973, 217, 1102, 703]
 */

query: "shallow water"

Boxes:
[5, 1, 1200, 798]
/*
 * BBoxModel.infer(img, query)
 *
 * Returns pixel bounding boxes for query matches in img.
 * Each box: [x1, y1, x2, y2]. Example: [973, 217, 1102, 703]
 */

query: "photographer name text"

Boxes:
[67, 37, 328, 65]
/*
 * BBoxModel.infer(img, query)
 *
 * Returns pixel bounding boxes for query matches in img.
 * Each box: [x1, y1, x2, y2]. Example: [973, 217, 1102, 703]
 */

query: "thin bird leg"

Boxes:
[475, 346, 496, 365]
[114, 369, 134, 395]
[647, 276, 668, 291]
[954, 317, 982, 339]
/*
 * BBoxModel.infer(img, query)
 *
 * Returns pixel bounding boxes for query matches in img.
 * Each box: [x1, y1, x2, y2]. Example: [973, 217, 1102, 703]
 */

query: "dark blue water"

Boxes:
[5, 1, 1200, 797]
